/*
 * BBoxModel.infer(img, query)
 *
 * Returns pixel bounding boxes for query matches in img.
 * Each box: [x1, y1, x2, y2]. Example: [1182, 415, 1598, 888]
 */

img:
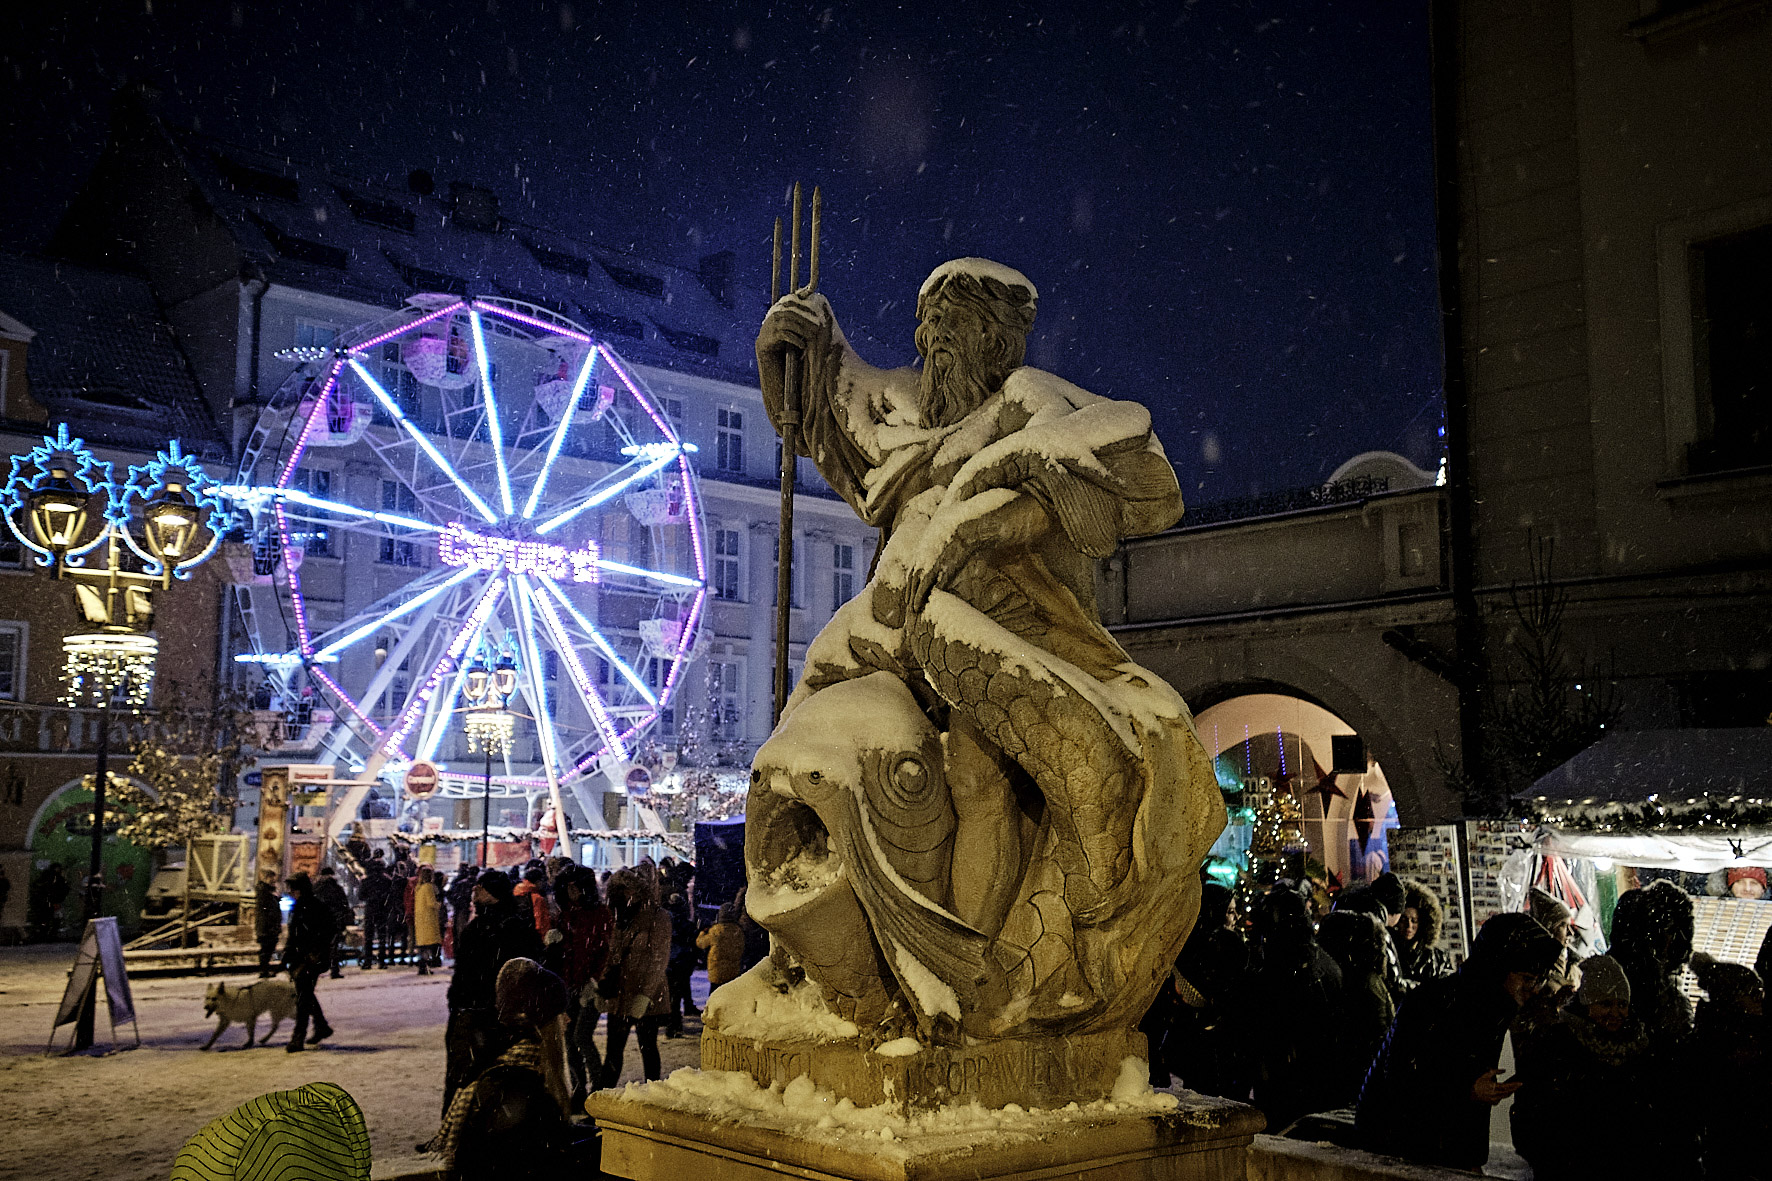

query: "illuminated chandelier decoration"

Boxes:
[2, 427, 236, 706]
[224, 295, 708, 797]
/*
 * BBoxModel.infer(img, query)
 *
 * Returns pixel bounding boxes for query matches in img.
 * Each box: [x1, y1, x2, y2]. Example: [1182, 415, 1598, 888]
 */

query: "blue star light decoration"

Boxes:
[1, 424, 118, 567]
[122, 439, 240, 579]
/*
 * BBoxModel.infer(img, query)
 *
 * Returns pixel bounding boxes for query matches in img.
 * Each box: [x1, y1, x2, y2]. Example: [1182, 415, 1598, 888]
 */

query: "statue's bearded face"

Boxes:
[914, 281, 1032, 429]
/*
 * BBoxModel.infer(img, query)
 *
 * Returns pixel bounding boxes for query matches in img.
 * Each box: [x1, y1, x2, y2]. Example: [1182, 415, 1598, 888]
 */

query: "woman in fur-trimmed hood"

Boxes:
[1395, 878, 1454, 984]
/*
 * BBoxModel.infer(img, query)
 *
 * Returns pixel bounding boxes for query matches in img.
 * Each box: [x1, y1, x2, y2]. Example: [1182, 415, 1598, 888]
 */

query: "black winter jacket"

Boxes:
[449, 899, 545, 1012]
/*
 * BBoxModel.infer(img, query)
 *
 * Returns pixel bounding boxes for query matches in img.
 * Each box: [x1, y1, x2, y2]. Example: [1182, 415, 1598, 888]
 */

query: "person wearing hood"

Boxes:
[596, 865, 672, 1087]
[432, 957, 576, 1179]
[1394, 878, 1453, 984]
[1164, 881, 1246, 1098]
[358, 859, 394, 969]
[1356, 912, 1562, 1171]
[1237, 884, 1343, 1131]
[1511, 955, 1666, 1181]
[441, 870, 545, 1119]
[1332, 871, 1410, 1001]
[314, 866, 354, 979]
[255, 879, 283, 978]
[1316, 910, 1394, 1108]
[1688, 953, 1766, 1181]
[1609, 880, 1695, 1052]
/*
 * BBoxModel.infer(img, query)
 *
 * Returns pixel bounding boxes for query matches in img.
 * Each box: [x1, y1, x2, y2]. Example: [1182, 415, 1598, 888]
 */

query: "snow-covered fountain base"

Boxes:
[585, 1069, 1263, 1181]
[585, 966, 1265, 1180]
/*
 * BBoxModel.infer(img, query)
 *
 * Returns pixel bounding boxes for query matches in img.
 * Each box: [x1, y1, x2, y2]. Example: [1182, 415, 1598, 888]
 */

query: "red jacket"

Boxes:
[557, 902, 614, 991]
[513, 880, 550, 937]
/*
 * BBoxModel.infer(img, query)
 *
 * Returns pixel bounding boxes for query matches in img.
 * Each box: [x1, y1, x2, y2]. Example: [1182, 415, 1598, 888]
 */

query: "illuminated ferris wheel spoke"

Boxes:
[535, 575, 658, 707]
[414, 654, 473, 765]
[468, 310, 517, 516]
[509, 577, 573, 779]
[595, 559, 703, 589]
[524, 574, 628, 754]
[378, 574, 508, 756]
[260, 486, 439, 534]
[533, 449, 679, 536]
[347, 358, 498, 524]
[309, 565, 480, 662]
[521, 345, 598, 520]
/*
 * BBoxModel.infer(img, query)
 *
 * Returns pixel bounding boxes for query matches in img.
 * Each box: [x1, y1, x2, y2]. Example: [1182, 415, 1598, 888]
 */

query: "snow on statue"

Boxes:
[739, 258, 1224, 1043]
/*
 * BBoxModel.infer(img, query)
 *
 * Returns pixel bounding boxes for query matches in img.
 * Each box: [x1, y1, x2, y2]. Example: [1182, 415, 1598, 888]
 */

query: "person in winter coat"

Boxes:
[1355, 912, 1562, 1171]
[1332, 872, 1409, 1002]
[413, 866, 445, 974]
[553, 867, 613, 1107]
[662, 883, 700, 1038]
[255, 879, 284, 978]
[1394, 878, 1453, 984]
[596, 866, 672, 1086]
[1688, 953, 1766, 1181]
[282, 872, 337, 1052]
[695, 902, 746, 991]
[314, 866, 354, 979]
[447, 864, 478, 956]
[1316, 910, 1394, 1108]
[433, 957, 575, 1180]
[514, 867, 552, 939]
[1164, 881, 1247, 1098]
[442, 870, 546, 1118]
[388, 860, 412, 964]
[1510, 955, 1663, 1181]
[1608, 880, 1695, 1052]
[358, 862, 394, 969]
[1237, 884, 1344, 1131]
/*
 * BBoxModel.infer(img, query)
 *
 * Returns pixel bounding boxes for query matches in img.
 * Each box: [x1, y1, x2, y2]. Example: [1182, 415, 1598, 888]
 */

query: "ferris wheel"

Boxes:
[227, 295, 707, 820]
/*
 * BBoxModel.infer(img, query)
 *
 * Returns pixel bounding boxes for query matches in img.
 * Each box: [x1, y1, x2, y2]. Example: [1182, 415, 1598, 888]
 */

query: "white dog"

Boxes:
[202, 978, 298, 1049]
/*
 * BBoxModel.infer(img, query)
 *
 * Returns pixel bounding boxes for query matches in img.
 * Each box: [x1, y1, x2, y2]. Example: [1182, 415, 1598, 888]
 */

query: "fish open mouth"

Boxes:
[746, 786, 841, 922]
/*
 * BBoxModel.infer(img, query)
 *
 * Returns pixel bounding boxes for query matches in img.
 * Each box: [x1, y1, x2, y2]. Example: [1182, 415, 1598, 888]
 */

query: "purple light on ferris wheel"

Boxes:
[274, 503, 314, 655]
[348, 300, 466, 354]
[598, 347, 676, 442]
[472, 300, 592, 344]
[310, 663, 384, 739]
[279, 358, 345, 488]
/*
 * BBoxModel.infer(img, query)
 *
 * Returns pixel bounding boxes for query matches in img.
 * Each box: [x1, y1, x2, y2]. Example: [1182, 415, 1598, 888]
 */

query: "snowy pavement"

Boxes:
[0, 944, 707, 1181]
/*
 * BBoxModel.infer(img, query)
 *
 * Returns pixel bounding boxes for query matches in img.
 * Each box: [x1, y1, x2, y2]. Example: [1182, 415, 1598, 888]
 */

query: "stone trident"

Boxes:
[770, 181, 820, 724]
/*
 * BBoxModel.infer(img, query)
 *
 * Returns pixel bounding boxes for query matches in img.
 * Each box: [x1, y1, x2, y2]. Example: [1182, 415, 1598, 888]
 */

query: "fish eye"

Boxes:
[809, 770, 822, 783]
[897, 759, 923, 781]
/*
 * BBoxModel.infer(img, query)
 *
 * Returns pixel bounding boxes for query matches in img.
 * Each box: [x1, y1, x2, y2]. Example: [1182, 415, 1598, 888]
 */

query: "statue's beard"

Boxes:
[918, 348, 999, 429]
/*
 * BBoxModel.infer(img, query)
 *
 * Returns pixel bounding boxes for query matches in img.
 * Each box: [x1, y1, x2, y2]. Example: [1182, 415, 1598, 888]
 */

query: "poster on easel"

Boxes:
[50, 917, 139, 1050]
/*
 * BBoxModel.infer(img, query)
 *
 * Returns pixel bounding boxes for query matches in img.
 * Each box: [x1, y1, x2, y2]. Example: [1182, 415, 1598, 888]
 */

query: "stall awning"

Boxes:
[1517, 728, 1772, 872]
[1516, 728, 1772, 807]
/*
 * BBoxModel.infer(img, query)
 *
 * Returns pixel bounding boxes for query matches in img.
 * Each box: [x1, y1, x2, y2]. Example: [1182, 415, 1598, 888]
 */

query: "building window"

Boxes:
[832, 543, 856, 611]
[716, 408, 744, 473]
[601, 511, 650, 569]
[772, 535, 801, 608]
[595, 657, 611, 685]
[1689, 223, 1772, 473]
[0, 348, 10, 418]
[379, 481, 420, 565]
[295, 321, 338, 352]
[710, 660, 743, 741]
[543, 650, 558, 681]
[659, 397, 684, 433]
[292, 468, 332, 557]
[0, 624, 21, 700]
[373, 342, 423, 425]
[713, 529, 743, 601]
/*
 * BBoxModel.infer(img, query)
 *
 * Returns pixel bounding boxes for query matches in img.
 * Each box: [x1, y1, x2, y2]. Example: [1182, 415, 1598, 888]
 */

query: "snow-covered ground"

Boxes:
[0, 944, 707, 1181]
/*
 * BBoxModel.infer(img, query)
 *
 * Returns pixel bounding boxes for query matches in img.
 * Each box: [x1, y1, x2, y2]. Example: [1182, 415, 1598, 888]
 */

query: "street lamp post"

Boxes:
[461, 642, 519, 871]
[2, 427, 232, 1052]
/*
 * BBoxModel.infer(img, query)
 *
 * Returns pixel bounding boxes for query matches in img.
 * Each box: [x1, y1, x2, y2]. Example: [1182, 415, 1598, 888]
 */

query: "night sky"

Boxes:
[2, 0, 1443, 506]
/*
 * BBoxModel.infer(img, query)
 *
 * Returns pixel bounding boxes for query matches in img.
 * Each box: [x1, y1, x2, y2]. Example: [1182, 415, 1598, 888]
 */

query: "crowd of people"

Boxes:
[259, 843, 767, 1178]
[1145, 871, 1771, 1178]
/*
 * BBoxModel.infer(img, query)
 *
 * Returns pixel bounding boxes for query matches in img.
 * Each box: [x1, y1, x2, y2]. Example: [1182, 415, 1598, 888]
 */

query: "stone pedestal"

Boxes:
[699, 1028, 1146, 1114]
[586, 1088, 1265, 1181]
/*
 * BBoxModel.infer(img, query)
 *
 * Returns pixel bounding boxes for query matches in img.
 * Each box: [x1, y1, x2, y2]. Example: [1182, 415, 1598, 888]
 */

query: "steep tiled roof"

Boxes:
[0, 254, 226, 458]
[172, 131, 765, 387]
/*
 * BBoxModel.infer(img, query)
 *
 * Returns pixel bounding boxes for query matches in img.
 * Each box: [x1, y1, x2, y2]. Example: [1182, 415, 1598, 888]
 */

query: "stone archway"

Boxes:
[1193, 691, 1399, 889]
